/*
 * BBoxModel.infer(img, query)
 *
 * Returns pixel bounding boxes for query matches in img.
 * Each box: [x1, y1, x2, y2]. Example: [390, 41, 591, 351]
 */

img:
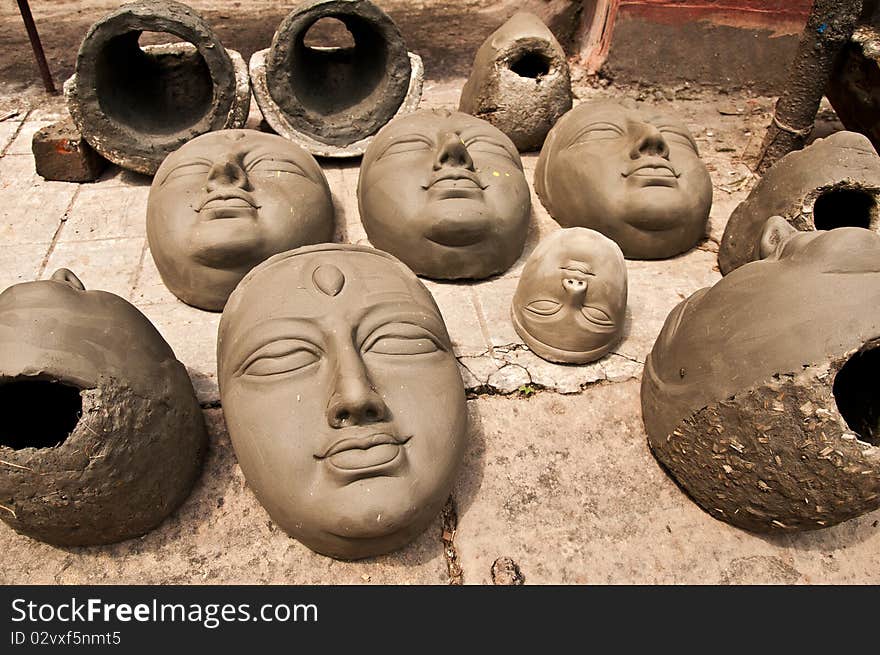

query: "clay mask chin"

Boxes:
[147, 129, 334, 311]
[512, 228, 627, 364]
[536, 101, 713, 260]
[357, 109, 531, 280]
[217, 244, 468, 559]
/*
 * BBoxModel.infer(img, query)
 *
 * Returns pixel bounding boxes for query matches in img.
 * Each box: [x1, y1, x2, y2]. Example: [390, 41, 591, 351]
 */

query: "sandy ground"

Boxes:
[1, 3, 878, 585]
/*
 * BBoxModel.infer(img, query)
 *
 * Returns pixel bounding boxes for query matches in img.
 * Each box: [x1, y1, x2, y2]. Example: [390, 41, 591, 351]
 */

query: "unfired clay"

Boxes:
[217, 244, 468, 559]
[642, 221, 880, 532]
[0, 269, 206, 546]
[147, 129, 334, 312]
[719, 131, 880, 275]
[536, 100, 713, 259]
[250, 0, 423, 156]
[358, 109, 531, 280]
[65, 1, 250, 176]
[459, 12, 572, 152]
[512, 228, 627, 364]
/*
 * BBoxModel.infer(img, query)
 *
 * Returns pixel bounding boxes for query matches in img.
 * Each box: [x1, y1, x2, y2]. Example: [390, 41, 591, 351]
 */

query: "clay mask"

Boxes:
[148, 129, 334, 311]
[357, 109, 531, 280]
[643, 221, 880, 532]
[719, 131, 880, 275]
[535, 100, 713, 259]
[0, 270, 206, 546]
[218, 244, 468, 559]
[511, 228, 627, 364]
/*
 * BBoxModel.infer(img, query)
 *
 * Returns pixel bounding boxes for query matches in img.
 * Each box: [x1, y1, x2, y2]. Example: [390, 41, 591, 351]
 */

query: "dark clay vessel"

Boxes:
[265, 0, 412, 147]
[459, 12, 572, 152]
[718, 131, 880, 275]
[536, 100, 713, 260]
[0, 270, 206, 546]
[66, 0, 249, 175]
[358, 109, 531, 280]
[512, 228, 627, 364]
[642, 221, 880, 533]
[147, 129, 334, 312]
[218, 244, 468, 559]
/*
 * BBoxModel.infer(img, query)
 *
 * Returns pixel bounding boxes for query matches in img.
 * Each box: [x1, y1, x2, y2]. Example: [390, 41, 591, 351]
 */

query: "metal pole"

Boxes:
[17, 0, 57, 95]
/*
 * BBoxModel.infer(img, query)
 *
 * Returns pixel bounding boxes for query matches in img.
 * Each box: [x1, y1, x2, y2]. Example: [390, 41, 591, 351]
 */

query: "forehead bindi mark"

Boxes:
[312, 264, 345, 297]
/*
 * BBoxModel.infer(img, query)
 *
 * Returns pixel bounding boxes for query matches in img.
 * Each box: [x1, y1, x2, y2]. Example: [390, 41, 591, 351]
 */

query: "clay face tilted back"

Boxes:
[218, 244, 468, 559]
[512, 228, 627, 364]
[0, 270, 206, 546]
[718, 131, 880, 275]
[642, 221, 880, 532]
[148, 129, 334, 311]
[536, 101, 713, 259]
[358, 109, 531, 280]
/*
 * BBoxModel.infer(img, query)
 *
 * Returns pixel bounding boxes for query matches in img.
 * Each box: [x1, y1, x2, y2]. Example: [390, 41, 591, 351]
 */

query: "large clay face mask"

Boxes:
[0, 270, 206, 546]
[512, 228, 627, 364]
[642, 222, 880, 533]
[357, 109, 531, 280]
[218, 244, 468, 559]
[536, 101, 713, 259]
[148, 129, 334, 311]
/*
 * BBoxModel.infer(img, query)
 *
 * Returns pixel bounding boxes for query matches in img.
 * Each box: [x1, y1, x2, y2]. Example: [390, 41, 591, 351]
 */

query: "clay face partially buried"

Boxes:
[643, 220, 880, 532]
[358, 109, 531, 280]
[536, 101, 712, 259]
[218, 244, 468, 559]
[512, 228, 627, 364]
[148, 129, 334, 311]
[0, 270, 206, 546]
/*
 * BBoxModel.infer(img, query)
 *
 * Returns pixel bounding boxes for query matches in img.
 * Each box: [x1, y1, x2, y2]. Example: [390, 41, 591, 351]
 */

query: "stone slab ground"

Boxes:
[0, 63, 876, 583]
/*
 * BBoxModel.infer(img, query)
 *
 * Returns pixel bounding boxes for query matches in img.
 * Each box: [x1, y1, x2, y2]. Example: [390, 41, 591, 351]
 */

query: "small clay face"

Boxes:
[536, 101, 712, 259]
[358, 109, 531, 280]
[218, 244, 467, 559]
[643, 224, 880, 532]
[148, 129, 334, 311]
[0, 270, 205, 546]
[512, 228, 627, 364]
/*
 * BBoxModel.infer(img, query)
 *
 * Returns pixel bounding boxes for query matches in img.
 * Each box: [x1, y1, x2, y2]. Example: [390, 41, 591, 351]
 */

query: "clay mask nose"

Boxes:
[326, 347, 390, 429]
[433, 132, 475, 171]
[207, 156, 250, 191]
[562, 277, 588, 304]
[631, 123, 670, 159]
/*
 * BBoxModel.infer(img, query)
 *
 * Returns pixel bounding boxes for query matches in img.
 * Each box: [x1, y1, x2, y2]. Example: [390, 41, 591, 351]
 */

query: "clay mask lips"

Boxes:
[316, 431, 412, 474]
[625, 159, 679, 187]
[423, 169, 487, 199]
[198, 189, 261, 219]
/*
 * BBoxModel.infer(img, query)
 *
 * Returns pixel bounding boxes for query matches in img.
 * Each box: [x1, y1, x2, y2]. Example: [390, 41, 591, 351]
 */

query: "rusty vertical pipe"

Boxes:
[17, 0, 57, 95]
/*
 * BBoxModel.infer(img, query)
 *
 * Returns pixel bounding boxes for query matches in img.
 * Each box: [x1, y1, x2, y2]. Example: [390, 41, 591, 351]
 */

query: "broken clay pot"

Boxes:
[512, 228, 627, 364]
[459, 12, 572, 152]
[65, 0, 250, 175]
[251, 0, 424, 157]
[642, 220, 880, 533]
[147, 129, 335, 312]
[358, 109, 531, 280]
[0, 269, 206, 546]
[536, 100, 713, 260]
[718, 130, 880, 275]
[218, 244, 468, 560]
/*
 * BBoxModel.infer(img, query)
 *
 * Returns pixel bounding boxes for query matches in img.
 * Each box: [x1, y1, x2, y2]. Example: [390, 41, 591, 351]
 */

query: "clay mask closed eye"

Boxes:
[512, 228, 628, 364]
[535, 101, 712, 260]
[147, 129, 334, 311]
[358, 109, 531, 280]
[217, 244, 468, 560]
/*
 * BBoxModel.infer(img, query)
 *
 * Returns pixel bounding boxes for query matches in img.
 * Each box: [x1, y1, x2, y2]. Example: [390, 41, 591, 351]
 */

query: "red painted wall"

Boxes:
[618, 0, 812, 31]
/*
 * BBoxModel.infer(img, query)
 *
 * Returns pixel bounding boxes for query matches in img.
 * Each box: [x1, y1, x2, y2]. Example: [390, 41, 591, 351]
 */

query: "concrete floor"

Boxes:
[0, 78, 878, 585]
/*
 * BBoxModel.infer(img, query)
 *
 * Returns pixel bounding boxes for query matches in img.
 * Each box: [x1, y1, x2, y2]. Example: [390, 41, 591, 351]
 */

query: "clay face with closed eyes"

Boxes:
[512, 228, 627, 364]
[358, 109, 531, 280]
[536, 101, 712, 259]
[217, 244, 468, 560]
[147, 129, 334, 311]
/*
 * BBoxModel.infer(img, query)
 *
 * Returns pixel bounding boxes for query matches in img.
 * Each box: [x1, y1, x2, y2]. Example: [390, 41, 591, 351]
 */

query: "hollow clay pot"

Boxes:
[0, 270, 206, 546]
